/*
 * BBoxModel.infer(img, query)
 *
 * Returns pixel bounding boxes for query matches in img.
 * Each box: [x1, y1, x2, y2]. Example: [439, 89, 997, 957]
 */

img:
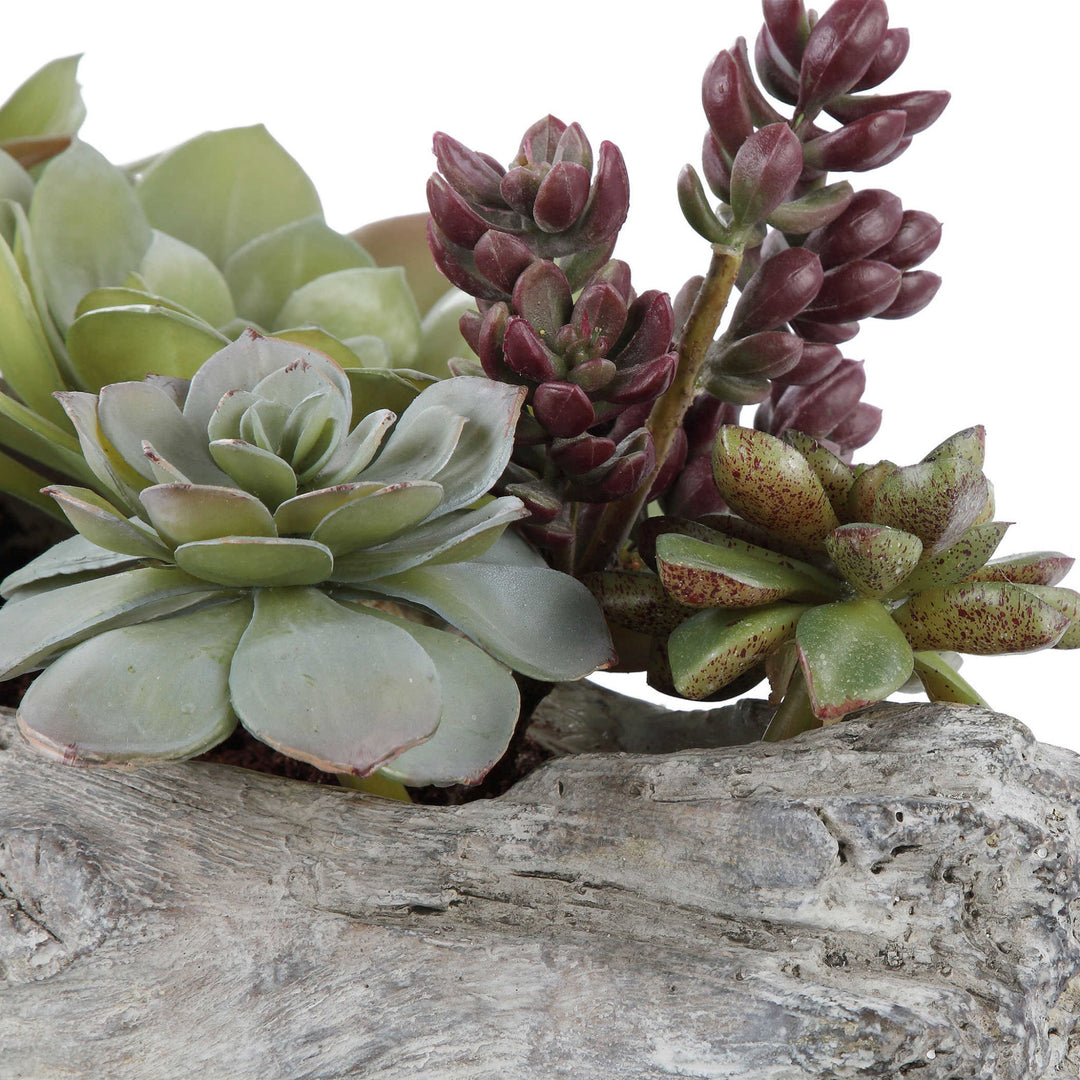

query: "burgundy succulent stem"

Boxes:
[575, 244, 744, 574]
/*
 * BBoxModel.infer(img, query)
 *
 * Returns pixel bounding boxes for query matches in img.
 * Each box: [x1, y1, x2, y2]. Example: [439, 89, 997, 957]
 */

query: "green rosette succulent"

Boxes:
[0, 332, 612, 783]
[589, 425, 1077, 740]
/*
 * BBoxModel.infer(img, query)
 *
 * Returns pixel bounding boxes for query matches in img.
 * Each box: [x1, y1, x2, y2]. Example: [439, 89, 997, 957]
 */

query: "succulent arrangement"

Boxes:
[0, 0, 1075, 792]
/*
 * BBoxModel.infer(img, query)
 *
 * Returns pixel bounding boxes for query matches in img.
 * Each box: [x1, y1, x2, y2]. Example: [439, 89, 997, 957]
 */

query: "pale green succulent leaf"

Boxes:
[29, 141, 151, 331]
[912, 650, 989, 706]
[797, 598, 915, 721]
[889, 520, 1011, 598]
[270, 326, 366, 370]
[1, 532, 138, 597]
[356, 608, 519, 787]
[0, 232, 68, 423]
[0, 56, 85, 140]
[416, 287, 478, 378]
[66, 304, 229, 391]
[344, 367, 433, 424]
[669, 602, 811, 700]
[55, 390, 147, 512]
[229, 587, 440, 776]
[274, 266, 421, 366]
[341, 335, 394, 369]
[139, 483, 275, 548]
[824, 523, 923, 598]
[893, 581, 1071, 654]
[360, 404, 464, 487]
[330, 497, 526, 583]
[0, 565, 224, 678]
[0, 151, 34, 209]
[656, 533, 840, 608]
[137, 230, 236, 327]
[273, 482, 383, 536]
[0, 447, 65, 520]
[311, 481, 443, 556]
[47, 484, 171, 559]
[75, 285, 198, 320]
[97, 379, 228, 485]
[223, 215, 374, 328]
[713, 426, 840, 550]
[135, 125, 322, 267]
[208, 438, 298, 508]
[0, 389, 90, 482]
[966, 551, 1074, 587]
[182, 331, 349, 434]
[174, 536, 333, 587]
[309, 408, 395, 488]
[872, 456, 990, 557]
[16, 597, 251, 765]
[365, 560, 615, 681]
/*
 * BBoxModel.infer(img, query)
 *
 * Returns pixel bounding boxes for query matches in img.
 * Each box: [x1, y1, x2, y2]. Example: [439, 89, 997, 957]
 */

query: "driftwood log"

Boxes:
[1, 696, 1079, 1079]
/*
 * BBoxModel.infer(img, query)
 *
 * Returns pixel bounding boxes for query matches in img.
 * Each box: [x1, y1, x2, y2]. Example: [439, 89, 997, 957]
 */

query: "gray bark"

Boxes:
[1, 699, 1078, 1079]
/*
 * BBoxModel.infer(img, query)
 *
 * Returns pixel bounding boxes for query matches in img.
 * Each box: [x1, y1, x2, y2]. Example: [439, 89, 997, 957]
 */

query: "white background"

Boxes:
[11, 1, 1078, 749]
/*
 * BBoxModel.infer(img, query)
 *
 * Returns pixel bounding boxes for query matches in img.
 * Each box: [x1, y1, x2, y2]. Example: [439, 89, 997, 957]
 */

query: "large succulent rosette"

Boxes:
[0, 332, 613, 783]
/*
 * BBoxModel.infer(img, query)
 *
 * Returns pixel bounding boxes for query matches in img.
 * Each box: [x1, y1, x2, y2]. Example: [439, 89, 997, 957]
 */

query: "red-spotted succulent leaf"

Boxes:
[825, 523, 922, 598]
[965, 551, 1074, 587]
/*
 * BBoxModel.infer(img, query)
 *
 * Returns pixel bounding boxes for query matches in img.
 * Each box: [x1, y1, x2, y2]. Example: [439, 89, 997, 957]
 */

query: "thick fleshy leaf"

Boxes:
[1, 532, 137, 596]
[223, 215, 374, 328]
[1015, 586, 1080, 648]
[273, 482, 382, 536]
[669, 602, 810, 700]
[17, 598, 251, 764]
[656, 533, 836, 608]
[583, 570, 696, 635]
[309, 408, 395, 488]
[330, 497, 526, 582]
[825, 523, 922, 598]
[208, 439, 298, 508]
[0, 56, 85, 140]
[796, 597, 914, 721]
[889, 521, 1010, 597]
[922, 425, 986, 469]
[872, 456, 990, 556]
[358, 611, 520, 787]
[344, 367, 431, 424]
[173, 536, 333, 588]
[966, 551, 1074, 587]
[229, 587, 440, 775]
[912, 651, 989, 707]
[0, 232, 68, 423]
[782, 430, 853, 515]
[46, 485, 171, 559]
[712, 425, 840, 549]
[363, 378, 525, 513]
[892, 581, 1071, 654]
[29, 141, 151, 330]
[365, 560, 614, 681]
[66, 304, 229, 391]
[311, 481, 443, 555]
[137, 230, 236, 327]
[97, 379, 227, 484]
[274, 266, 421, 367]
[136, 126, 322, 267]
[139, 483, 275, 547]
[0, 565, 223, 678]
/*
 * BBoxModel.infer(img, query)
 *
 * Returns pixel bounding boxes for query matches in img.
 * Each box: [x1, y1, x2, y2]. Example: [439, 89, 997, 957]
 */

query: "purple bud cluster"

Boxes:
[682, 0, 948, 461]
[427, 116, 679, 550]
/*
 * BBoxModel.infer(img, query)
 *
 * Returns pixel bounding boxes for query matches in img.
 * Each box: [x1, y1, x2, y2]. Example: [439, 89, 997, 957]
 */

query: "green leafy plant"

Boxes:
[0, 332, 611, 781]
[588, 425, 1077, 739]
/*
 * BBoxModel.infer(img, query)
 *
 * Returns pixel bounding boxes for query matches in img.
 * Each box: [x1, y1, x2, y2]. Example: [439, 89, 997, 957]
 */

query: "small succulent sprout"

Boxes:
[592, 425, 1075, 735]
[0, 333, 614, 783]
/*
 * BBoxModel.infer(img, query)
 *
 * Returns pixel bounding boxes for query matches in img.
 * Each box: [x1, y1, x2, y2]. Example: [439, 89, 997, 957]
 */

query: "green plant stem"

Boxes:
[574, 243, 743, 574]
[761, 665, 821, 742]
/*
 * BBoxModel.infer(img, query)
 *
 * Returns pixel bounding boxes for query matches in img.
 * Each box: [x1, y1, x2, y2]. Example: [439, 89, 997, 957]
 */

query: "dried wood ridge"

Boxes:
[1, 699, 1078, 1079]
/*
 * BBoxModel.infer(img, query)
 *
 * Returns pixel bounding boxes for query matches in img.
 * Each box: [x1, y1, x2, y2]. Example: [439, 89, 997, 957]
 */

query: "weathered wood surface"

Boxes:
[2, 700, 1079, 1079]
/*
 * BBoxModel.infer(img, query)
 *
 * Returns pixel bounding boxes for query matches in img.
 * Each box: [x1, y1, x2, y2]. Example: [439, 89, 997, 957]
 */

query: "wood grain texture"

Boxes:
[2, 700, 1078, 1079]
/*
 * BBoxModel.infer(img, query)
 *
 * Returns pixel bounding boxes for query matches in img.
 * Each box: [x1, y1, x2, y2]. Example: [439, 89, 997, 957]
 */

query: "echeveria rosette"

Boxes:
[0, 332, 614, 784]
[588, 425, 1077, 736]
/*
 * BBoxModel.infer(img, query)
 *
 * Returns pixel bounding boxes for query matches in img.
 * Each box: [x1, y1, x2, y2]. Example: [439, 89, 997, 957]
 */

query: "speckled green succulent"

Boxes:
[588, 425, 1077, 739]
[0, 333, 612, 782]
